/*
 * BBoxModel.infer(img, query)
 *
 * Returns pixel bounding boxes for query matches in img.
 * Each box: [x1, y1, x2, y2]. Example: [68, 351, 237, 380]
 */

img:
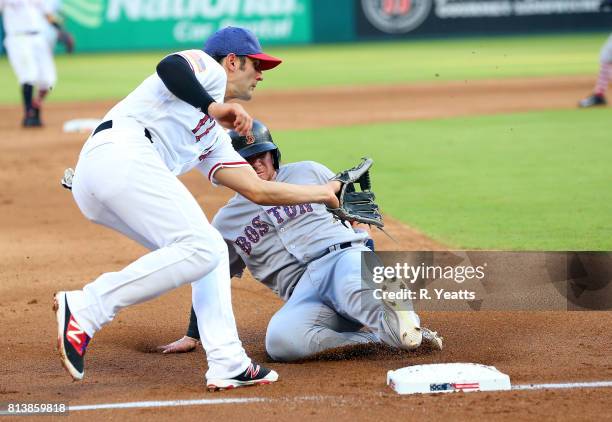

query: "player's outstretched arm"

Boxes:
[215, 165, 341, 208]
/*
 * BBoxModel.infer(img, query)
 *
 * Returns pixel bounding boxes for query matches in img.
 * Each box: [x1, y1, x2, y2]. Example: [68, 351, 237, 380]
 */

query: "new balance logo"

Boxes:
[245, 364, 260, 378]
[67, 318, 84, 344]
[66, 316, 89, 356]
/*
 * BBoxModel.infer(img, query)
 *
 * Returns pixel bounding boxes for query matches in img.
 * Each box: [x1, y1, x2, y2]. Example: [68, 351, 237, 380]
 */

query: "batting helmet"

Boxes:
[228, 120, 281, 169]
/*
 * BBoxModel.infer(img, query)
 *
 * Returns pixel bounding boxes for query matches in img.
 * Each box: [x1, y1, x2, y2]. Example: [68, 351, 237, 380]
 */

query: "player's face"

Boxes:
[247, 151, 276, 181]
[232, 57, 263, 101]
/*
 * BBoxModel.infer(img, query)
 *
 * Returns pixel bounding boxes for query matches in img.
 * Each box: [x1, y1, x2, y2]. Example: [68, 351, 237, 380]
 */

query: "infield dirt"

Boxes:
[1, 75, 610, 421]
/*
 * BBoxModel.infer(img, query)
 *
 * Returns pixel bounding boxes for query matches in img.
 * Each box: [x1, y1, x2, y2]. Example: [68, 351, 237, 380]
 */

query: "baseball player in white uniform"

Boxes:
[159, 120, 443, 360]
[1, 0, 59, 126]
[53, 27, 342, 391]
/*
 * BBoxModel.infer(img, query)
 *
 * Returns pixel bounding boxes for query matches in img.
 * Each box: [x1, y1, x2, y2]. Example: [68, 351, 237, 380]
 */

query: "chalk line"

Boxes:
[63, 380, 612, 412]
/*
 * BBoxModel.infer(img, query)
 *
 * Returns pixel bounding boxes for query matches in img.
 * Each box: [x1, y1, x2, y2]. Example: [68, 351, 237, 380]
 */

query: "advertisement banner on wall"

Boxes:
[61, 0, 312, 51]
[357, 0, 612, 38]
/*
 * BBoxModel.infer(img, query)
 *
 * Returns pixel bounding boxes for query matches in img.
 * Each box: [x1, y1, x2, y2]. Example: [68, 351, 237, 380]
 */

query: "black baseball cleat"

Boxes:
[53, 292, 91, 381]
[22, 115, 42, 128]
[206, 362, 279, 392]
[32, 107, 43, 126]
[578, 94, 607, 108]
[22, 107, 43, 127]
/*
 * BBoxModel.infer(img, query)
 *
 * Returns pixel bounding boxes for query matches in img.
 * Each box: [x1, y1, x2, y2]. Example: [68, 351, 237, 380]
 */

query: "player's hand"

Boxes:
[208, 102, 253, 135]
[157, 336, 199, 354]
[351, 220, 371, 232]
[324, 181, 341, 208]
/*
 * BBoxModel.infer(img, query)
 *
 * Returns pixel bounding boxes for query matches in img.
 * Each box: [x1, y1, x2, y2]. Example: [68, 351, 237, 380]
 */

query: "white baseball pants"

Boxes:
[4, 33, 56, 88]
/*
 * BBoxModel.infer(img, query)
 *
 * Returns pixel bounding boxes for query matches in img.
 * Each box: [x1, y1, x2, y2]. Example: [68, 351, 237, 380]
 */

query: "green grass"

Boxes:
[2, 32, 609, 250]
[0, 32, 608, 104]
[274, 109, 612, 251]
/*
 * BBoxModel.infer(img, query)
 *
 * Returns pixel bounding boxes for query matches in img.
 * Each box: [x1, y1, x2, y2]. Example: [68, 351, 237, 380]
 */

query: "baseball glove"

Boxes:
[57, 30, 75, 53]
[327, 158, 383, 228]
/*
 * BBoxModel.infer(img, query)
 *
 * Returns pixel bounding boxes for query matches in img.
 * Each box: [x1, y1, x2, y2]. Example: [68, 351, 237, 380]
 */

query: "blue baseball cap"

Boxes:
[204, 26, 282, 71]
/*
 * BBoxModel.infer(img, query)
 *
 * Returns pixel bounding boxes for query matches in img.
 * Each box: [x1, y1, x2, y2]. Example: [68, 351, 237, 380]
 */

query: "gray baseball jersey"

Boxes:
[212, 161, 367, 301]
[207, 161, 414, 360]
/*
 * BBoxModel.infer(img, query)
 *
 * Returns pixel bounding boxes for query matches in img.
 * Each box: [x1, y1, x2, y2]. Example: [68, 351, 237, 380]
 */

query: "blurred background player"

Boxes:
[159, 120, 443, 360]
[0, 0, 73, 127]
[578, 0, 612, 108]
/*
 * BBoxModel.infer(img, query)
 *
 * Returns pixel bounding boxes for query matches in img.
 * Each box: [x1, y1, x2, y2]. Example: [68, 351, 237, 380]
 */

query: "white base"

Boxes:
[387, 363, 511, 394]
[63, 118, 101, 133]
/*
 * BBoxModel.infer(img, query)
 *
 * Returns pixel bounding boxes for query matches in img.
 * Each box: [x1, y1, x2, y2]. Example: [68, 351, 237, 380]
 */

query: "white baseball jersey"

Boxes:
[104, 49, 244, 178]
[212, 161, 367, 300]
[0, 0, 51, 35]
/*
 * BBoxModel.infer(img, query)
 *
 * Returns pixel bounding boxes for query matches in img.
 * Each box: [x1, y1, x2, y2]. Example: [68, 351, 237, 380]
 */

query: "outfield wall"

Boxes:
[353, 0, 612, 40]
[1, 0, 611, 53]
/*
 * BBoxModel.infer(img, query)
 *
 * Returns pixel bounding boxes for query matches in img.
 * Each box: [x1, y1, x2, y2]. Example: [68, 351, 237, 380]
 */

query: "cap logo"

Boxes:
[245, 133, 255, 144]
